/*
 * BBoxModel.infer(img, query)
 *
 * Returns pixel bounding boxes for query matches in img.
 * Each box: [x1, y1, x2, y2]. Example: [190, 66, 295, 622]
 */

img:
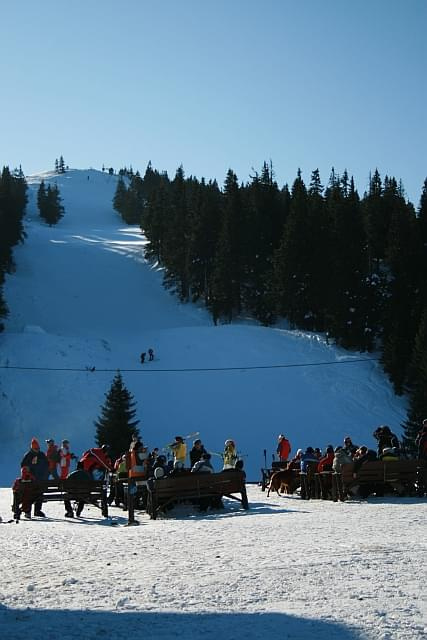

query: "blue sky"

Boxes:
[1, 0, 426, 204]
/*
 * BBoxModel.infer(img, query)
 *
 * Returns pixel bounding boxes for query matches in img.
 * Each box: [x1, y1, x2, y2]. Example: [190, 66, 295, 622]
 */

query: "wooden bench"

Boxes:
[36, 479, 108, 516]
[341, 460, 425, 498]
[146, 470, 249, 519]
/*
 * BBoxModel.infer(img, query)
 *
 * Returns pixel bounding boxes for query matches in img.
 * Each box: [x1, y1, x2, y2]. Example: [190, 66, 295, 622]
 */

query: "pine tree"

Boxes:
[94, 372, 140, 461]
[381, 178, 421, 393]
[38, 183, 64, 226]
[0, 285, 8, 331]
[274, 169, 311, 327]
[209, 169, 244, 322]
[403, 308, 427, 453]
[58, 156, 65, 173]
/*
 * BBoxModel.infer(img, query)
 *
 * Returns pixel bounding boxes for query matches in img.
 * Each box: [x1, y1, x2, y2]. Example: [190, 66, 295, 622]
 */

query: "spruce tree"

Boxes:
[274, 169, 311, 327]
[403, 308, 427, 453]
[38, 183, 64, 226]
[94, 371, 140, 461]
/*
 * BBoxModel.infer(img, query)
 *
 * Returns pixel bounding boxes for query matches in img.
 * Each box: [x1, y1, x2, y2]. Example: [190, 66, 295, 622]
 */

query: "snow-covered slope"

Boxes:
[0, 169, 407, 484]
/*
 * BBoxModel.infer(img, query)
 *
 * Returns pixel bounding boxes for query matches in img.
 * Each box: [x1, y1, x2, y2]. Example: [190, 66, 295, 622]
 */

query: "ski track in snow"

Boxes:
[0, 487, 426, 639]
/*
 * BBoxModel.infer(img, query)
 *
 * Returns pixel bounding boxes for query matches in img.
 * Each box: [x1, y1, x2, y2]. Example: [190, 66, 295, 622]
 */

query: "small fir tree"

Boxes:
[94, 371, 140, 461]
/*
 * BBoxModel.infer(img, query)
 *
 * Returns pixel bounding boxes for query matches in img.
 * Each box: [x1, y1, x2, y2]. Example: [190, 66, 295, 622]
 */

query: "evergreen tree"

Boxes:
[0, 165, 27, 328]
[274, 170, 311, 327]
[210, 169, 244, 322]
[403, 308, 427, 453]
[58, 156, 65, 173]
[38, 183, 64, 226]
[0, 286, 8, 331]
[37, 180, 46, 212]
[162, 166, 191, 301]
[94, 372, 140, 461]
[381, 178, 421, 393]
[55, 158, 59, 173]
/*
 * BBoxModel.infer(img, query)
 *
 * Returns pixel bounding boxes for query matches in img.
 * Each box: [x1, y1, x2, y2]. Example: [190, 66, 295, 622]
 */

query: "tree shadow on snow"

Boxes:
[0, 602, 366, 640]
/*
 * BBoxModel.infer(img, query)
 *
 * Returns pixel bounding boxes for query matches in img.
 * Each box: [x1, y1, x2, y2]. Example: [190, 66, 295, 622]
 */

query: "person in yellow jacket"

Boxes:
[223, 439, 238, 470]
[169, 436, 187, 467]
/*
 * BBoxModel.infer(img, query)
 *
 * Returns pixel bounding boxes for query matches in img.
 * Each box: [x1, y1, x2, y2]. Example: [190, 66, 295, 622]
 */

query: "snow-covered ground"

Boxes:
[0, 486, 425, 639]
[0, 168, 424, 639]
[0, 169, 407, 485]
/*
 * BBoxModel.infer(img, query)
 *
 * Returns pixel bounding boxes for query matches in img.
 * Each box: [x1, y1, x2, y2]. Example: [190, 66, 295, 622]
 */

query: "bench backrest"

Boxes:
[341, 460, 420, 485]
[151, 471, 245, 498]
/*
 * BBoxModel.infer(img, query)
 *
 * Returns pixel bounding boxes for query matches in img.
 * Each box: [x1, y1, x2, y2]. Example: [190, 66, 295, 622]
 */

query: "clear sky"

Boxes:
[1, 0, 426, 204]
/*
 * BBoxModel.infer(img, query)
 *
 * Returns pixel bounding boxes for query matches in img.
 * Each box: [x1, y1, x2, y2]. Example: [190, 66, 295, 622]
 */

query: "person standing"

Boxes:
[189, 439, 207, 467]
[20, 438, 49, 517]
[46, 438, 60, 479]
[140, 352, 146, 364]
[223, 439, 238, 470]
[169, 436, 187, 466]
[148, 348, 154, 361]
[59, 440, 76, 480]
[276, 434, 291, 462]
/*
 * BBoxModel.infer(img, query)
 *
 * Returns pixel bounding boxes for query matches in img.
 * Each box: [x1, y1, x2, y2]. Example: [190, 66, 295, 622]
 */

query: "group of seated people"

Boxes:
[273, 424, 427, 500]
[283, 425, 403, 478]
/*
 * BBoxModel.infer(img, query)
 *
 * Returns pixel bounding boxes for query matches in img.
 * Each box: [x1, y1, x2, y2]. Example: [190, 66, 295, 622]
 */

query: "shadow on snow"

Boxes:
[0, 603, 366, 640]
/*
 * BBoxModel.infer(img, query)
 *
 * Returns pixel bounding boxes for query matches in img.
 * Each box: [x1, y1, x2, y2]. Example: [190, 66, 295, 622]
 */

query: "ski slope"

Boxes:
[0, 169, 424, 640]
[0, 169, 407, 484]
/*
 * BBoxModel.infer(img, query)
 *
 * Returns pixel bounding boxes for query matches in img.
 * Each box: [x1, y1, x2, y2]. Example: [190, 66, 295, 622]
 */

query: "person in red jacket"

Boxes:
[46, 438, 59, 479]
[80, 445, 112, 479]
[12, 466, 38, 520]
[276, 434, 291, 462]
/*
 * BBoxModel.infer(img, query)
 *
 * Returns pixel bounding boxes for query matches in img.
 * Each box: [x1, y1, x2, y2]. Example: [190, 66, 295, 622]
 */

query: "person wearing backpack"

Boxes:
[46, 438, 60, 479]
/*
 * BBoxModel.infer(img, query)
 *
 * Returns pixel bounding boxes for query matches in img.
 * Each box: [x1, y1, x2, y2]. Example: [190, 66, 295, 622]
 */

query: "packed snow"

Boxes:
[0, 168, 424, 639]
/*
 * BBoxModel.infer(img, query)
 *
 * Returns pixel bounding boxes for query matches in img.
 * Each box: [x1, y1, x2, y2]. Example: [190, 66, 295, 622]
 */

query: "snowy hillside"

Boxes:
[0, 169, 407, 484]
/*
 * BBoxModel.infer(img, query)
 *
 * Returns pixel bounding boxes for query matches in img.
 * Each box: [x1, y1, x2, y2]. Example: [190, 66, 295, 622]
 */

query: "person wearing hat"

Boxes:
[276, 434, 291, 462]
[286, 448, 303, 470]
[46, 438, 60, 479]
[12, 466, 38, 520]
[223, 439, 238, 470]
[189, 439, 207, 468]
[169, 436, 187, 467]
[20, 438, 49, 517]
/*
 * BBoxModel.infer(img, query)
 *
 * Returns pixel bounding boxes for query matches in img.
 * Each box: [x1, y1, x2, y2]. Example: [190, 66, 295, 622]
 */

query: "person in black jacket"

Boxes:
[20, 438, 49, 517]
[373, 425, 400, 457]
[189, 439, 207, 467]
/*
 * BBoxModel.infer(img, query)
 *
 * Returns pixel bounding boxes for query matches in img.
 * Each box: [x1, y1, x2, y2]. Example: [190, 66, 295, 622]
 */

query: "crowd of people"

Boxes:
[271, 421, 427, 500]
[12, 435, 242, 520]
[276, 421, 427, 473]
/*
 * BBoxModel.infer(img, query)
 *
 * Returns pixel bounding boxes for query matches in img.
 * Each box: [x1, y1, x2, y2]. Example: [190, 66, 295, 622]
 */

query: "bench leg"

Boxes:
[241, 487, 249, 510]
